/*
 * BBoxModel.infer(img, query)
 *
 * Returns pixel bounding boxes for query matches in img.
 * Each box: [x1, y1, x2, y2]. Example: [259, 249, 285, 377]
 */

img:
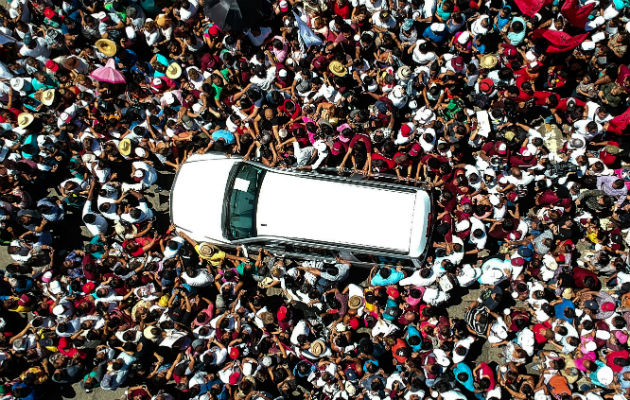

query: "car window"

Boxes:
[226, 163, 265, 240]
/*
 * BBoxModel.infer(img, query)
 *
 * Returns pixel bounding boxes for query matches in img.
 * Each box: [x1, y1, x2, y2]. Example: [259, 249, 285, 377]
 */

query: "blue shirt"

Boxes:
[370, 269, 404, 286]
[453, 363, 475, 392]
[422, 27, 447, 44]
[212, 129, 235, 145]
[405, 325, 423, 352]
[554, 298, 575, 323]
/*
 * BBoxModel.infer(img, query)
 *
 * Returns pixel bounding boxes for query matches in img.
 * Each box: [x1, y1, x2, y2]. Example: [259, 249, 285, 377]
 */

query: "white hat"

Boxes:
[10, 77, 25, 92]
[592, 31, 607, 43]
[595, 330, 611, 340]
[489, 194, 501, 206]
[278, 69, 288, 78]
[584, 341, 597, 352]
[392, 85, 406, 99]
[409, 100, 418, 109]
[455, 219, 471, 232]
[314, 140, 328, 154]
[581, 41, 595, 51]
[91, 11, 107, 20]
[431, 23, 445, 32]
[52, 304, 66, 315]
[133, 169, 144, 178]
[49, 280, 62, 295]
[125, 26, 136, 39]
[457, 31, 470, 45]
[594, 16, 606, 27]
[243, 362, 254, 376]
[135, 147, 147, 158]
[261, 356, 273, 367]
[164, 92, 176, 105]
[153, 77, 162, 86]
[497, 142, 507, 152]
[596, 366, 614, 385]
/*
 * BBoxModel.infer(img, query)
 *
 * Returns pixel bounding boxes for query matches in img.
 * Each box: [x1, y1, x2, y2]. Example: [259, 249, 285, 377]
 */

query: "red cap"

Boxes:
[451, 56, 465, 71]
[277, 305, 287, 321]
[496, 142, 507, 155]
[408, 142, 422, 157]
[331, 140, 344, 156]
[207, 24, 221, 37]
[401, 124, 412, 137]
[511, 257, 525, 266]
[46, 60, 59, 72]
[349, 318, 359, 330]
[601, 302, 615, 312]
[18, 294, 30, 306]
[386, 287, 400, 299]
[44, 8, 56, 19]
[229, 371, 241, 385]
[229, 347, 240, 359]
[479, 78, 494, 94]
[504, 46, 517, 58]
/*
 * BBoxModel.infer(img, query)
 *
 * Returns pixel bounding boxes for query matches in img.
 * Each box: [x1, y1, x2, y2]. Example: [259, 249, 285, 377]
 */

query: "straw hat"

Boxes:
[95, 39, 117, 57]
[166, 62, 182, 79]
[259, 311, 274, 326]
[197, 242, 216, 258]
[309, 339, 326, 356]
[348, 295, 363, 310]
[41, 89, 55, 106]
[329, 61, 348, 77]
[118, 138, 133, 156]
[17, 113, 34, 129]
[396, 66, 412, 81]
[480, 54, 498, 69]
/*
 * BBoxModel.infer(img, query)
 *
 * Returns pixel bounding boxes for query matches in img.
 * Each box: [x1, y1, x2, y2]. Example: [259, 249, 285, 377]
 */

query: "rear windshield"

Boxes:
[225, 163, 266, 240]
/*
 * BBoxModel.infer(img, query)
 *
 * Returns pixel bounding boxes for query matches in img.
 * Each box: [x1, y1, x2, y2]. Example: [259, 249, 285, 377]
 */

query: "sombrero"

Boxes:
[480, 54, 498, 69]
[166, 62, 182, 80]
[17, 113, 34, 129]
[118, 138, 132, 156]
[41, 89, 55, 106]
[329, 61, 348, 77]
[95, 39, 117, 57]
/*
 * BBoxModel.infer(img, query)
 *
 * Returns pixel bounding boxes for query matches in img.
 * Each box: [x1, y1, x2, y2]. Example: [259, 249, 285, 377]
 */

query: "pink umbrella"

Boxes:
[90, 58, 126, 84]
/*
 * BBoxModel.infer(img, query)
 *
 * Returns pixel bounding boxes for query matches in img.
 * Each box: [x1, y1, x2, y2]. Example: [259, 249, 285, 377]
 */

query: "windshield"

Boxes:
[225, 163, 266, 240]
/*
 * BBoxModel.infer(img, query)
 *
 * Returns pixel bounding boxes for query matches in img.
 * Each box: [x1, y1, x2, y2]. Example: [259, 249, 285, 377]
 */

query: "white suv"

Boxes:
[170, 153, 434, 266]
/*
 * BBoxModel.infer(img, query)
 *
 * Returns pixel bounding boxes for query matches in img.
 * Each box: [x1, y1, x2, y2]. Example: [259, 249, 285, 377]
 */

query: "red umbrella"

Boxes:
[90, 58, 126, 84]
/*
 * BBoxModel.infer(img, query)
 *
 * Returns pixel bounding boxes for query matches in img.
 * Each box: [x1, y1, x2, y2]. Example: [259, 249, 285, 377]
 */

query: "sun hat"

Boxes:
[166, 62, 182, 79]
[396, 66, 412, 81]
[310, 339, 326, 356]
[259, 311, 274, 326]
[95, 39, 117, 57]
[197, 242, 216, 257]
[480, 54, 498, 69]
[118, 138, 132, 156]
[17, 113, 34, 129]
[596, 366, 614, 385]
[41, 89, 55, 106]
[329, 61, 348, 77]
[348, 296, 363, 310]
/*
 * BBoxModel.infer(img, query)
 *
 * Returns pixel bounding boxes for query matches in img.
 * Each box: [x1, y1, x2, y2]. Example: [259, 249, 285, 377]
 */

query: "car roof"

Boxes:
[256, 171, 424, 254]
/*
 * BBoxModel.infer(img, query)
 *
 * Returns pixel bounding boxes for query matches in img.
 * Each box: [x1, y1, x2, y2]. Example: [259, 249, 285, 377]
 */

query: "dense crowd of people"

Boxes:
[1, 0, 630, 399]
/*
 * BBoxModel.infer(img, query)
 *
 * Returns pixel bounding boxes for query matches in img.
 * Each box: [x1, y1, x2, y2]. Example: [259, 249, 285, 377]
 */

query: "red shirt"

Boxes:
[533, 321, 552, 343]
[606, 350, 629, 372]
[572, 266, 600, 290]
[533, 91, 560, 107]
[333, 1, 351, 18]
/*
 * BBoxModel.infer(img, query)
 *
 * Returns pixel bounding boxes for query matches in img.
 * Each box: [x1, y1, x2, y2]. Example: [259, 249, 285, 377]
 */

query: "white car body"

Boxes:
[170, 153, 433, 263]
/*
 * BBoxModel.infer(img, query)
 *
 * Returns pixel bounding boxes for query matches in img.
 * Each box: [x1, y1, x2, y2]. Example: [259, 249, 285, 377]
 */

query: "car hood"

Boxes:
[170, 154, 239, 243]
